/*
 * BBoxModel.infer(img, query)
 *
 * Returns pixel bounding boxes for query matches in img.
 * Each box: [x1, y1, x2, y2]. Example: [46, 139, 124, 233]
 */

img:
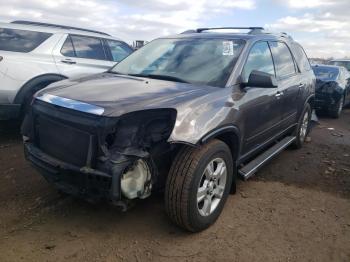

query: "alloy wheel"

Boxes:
[197, 158, 227, 217]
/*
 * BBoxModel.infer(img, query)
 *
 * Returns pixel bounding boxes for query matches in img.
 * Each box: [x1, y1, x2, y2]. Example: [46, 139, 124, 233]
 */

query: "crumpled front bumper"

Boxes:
[24, 142, 118, 202]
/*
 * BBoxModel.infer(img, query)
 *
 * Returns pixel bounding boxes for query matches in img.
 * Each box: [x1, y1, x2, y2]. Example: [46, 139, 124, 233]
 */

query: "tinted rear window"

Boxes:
[312, 66, 339, 81]
[70, 35, 106, 60]
[270, 42, 297, 78]
[0, 28, 52, 53]
[292, 43, 311, 72]
[106, 40, 133, 62]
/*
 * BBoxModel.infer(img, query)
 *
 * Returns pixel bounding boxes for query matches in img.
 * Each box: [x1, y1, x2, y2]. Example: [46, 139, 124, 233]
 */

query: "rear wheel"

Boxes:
[165, 140, 233, 232]
[291, 103, 311, 149]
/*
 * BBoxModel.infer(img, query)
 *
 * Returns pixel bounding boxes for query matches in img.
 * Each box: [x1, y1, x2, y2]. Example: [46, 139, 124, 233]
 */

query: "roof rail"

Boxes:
[11, 20, 111, 36]
[195, 27, 265, 34]
[280, 32, 293, 40]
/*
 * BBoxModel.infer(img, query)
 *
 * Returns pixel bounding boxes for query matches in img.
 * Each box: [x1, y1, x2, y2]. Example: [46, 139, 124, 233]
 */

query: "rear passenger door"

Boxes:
[269, 41, 301, 129]
[53, 34, 116, 78]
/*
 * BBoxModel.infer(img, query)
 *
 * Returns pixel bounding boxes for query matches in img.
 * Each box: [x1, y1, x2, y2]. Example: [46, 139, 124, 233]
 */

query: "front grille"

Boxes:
[36, 115, 94, 167]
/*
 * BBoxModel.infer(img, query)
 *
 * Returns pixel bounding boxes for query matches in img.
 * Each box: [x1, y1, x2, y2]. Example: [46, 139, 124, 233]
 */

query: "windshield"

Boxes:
[110, 38, 245, 87]
[312, 66, 339, 81]
[329, 61, 350, 71]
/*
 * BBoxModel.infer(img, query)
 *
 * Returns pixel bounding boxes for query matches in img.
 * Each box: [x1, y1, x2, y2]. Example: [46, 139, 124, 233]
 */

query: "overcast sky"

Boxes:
[0, 0, 349, 58]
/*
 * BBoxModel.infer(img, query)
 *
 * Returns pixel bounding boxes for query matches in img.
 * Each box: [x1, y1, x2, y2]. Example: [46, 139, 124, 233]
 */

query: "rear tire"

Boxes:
[291, 103, 311, 149]
[328, 96, 344, 119]
[165, 139, 233, 232]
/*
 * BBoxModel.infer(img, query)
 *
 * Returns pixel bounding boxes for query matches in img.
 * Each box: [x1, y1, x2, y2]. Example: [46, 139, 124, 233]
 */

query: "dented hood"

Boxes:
[37, 73, 219, 117]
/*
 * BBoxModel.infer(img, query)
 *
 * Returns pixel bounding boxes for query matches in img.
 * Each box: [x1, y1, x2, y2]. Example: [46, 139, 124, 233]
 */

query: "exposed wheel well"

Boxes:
[215, 132, 240, 162]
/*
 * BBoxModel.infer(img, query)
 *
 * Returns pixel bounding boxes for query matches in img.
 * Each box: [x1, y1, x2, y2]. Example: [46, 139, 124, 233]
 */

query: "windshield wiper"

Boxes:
[127, 74, 189, 83]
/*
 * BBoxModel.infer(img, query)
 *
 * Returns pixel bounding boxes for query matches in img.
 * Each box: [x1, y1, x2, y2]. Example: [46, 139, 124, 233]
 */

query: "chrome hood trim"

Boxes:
[36, 94, 104, 116]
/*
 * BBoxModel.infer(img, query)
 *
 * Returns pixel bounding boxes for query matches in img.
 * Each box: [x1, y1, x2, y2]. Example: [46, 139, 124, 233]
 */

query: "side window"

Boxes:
[60, 36, 75, 57]
[106, 40, 133, 62]
[270, 42, 296, 78]
[242, 41, 275, 82]
[0, 27, 52, 53]
[292, 43, 312, 72]
[70, 35, 106, 60]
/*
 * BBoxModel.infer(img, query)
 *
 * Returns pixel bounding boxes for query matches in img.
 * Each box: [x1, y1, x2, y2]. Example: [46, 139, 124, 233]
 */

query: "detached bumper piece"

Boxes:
[24, 142, 113, 202]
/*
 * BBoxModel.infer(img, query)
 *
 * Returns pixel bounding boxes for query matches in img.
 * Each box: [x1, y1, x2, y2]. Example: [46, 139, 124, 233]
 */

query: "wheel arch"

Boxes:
[199, 125, 241, 162]
[198, 125, 241, 194]
[305, 94, 315, 108]
[14, 73, 68, 105]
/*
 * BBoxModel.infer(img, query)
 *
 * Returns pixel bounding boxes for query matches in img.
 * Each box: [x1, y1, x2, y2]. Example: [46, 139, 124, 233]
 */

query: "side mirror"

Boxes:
[244, 70, 278, 88]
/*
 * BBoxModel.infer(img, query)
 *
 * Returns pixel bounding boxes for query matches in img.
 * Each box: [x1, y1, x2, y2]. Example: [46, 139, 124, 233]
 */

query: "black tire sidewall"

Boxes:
[329, 96, 344, 118]
[188, 142, 233, 231]
[293, 104, 311, 149]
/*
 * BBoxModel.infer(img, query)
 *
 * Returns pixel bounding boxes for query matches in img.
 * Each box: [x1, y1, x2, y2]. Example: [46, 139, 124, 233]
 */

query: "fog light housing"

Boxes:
[121, 160, 152, 199]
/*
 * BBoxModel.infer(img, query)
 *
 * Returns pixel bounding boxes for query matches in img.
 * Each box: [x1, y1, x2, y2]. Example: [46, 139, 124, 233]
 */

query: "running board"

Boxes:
[238, 136, 296, 180]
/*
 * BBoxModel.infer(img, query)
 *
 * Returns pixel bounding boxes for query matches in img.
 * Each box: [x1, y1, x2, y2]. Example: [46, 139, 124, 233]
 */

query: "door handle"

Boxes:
[61, 59, 76, 65]
[275, 91, 284, 98]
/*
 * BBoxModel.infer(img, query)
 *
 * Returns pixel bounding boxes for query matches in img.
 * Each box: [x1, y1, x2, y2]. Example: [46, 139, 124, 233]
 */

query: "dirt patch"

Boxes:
[0, 110, 349, 262]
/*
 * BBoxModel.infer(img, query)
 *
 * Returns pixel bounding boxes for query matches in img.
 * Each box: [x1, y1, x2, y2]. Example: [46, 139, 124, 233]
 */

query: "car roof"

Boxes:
[0, 21, 120, 41]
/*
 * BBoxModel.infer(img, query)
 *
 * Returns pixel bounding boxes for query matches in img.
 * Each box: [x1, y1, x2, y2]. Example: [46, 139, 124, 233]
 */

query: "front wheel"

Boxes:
[165, 140, 233, 232]
[291, 103, 311, 149]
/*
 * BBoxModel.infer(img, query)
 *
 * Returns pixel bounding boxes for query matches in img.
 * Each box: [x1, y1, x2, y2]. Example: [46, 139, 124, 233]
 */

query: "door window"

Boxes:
[292, 43, 311, 72]
[106, 40, 133, 62]
[242, 41, 275, 83]
[270, 42, 296, 78]
[60, 36, 75, 57]
[68, 35, 106, 60]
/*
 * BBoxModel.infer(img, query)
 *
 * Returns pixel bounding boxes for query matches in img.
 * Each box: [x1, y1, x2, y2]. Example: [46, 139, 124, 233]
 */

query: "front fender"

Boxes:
[168, 87, 236, 145]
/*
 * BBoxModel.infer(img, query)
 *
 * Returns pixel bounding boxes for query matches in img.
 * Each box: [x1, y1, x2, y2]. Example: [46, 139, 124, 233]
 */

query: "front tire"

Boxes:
[165, 139, 233, 232]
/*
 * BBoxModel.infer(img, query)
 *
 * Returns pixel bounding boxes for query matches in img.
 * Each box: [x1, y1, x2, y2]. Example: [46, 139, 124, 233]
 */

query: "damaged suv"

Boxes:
[22, 27, 315, 232]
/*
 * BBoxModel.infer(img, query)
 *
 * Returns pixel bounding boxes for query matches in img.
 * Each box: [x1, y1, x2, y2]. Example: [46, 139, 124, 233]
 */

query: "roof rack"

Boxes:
[11, 20, 111, 36]
[194, 27, 265, 34]
[280, 32, 293, 40]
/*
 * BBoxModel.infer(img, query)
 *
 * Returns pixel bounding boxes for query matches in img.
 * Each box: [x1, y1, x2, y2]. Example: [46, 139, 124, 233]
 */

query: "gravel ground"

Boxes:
[0, 109, 349, 262]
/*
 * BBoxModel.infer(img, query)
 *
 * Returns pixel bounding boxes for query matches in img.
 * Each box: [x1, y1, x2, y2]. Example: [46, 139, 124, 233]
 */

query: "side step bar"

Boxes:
[238, 136, 296, 180]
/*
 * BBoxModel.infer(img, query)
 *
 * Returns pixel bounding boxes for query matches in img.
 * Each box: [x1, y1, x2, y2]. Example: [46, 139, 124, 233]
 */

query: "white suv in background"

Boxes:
[0, 21, 133, 120]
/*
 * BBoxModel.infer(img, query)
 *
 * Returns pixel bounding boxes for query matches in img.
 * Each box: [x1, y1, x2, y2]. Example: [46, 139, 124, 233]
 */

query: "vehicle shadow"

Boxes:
[0, 120, 22, 143]
[252, 108, 350, 199]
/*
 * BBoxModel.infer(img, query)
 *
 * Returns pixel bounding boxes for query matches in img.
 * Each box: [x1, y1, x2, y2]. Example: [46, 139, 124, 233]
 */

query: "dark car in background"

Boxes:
[312, 65, 350, 118]
[328, 59, 350, 72]
[22, 27, 315, 232]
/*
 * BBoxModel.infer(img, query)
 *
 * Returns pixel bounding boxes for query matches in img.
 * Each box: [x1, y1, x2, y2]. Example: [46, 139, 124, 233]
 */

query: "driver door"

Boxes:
[239, 41, 283, 154]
